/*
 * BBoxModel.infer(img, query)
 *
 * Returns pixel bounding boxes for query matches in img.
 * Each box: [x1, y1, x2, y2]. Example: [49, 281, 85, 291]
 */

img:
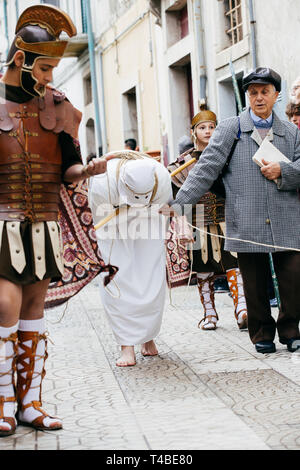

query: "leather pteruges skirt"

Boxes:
[192, 224, 238, 274]
[0, 221, 63, 285]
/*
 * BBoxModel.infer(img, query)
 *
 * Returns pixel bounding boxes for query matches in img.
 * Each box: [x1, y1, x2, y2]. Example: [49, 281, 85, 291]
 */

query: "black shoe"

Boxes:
[214, 277, 230, 293]
[284, 338, 300, 353]
[255, 341, 276, 354]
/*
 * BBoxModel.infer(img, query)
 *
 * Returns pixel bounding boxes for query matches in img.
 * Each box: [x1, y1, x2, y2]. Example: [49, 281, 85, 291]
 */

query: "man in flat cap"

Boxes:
[161, 67, 300, 355]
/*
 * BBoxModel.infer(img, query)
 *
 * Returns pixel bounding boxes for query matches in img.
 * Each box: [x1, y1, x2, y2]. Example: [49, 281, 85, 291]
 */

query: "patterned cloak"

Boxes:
[45, 144, 118, 309]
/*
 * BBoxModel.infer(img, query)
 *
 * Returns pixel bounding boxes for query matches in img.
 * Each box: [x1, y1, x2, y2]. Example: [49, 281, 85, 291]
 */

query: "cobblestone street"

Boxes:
[1, 280, 300, 451]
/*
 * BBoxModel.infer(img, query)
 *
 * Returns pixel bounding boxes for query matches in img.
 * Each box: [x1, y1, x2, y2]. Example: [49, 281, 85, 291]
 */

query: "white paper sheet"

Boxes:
[252, 138, 291, 167]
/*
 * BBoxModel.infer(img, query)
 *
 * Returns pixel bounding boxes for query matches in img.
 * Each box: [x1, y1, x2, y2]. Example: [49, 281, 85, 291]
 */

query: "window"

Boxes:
[224, 0, 243, 46]
[86, 118, 96, 156]
[122, 87, 139, 145]
[84, 74, 92, 106]
[165, 2, 189, 48]
[218, 72, 246, 120]
[149, 0, 162, 25]
[168, 55, 194, 155]
[180, 5, 189, 39]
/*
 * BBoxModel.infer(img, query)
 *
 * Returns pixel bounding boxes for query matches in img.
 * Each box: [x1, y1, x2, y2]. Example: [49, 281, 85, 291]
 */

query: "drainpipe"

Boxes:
[83, 0, 103, 155]
[15, 0, 19, 19]
[248, 0, 257, 69]
[3, 0, 9, 58]
[194, 0, 207, 106]
[98, 48, 108, 154]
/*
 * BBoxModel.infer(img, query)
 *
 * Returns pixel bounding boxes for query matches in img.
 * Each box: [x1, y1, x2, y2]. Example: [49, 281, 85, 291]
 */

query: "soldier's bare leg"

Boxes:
[0, 279, 22, 435]
[16, 279, 62, 430]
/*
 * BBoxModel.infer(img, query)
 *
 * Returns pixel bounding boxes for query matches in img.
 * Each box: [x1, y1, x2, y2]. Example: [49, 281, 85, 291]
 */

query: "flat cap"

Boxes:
[243, 67, 281, 92]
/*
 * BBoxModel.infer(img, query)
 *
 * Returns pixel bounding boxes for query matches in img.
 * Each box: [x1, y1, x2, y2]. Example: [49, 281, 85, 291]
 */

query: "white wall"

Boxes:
[54, 55, 90, 161]
[254, 0, 300, 90]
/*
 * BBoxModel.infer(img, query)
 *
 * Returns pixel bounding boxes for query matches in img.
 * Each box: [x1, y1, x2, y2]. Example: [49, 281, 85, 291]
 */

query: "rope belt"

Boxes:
[186, 220, 300, 253]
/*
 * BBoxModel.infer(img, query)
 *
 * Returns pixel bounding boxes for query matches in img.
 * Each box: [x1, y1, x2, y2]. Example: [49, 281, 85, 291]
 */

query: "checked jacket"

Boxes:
[173, 108, 300, 253]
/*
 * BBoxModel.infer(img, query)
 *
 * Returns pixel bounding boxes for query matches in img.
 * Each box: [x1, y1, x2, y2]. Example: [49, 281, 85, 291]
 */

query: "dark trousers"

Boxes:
[237, 252, 300, 344]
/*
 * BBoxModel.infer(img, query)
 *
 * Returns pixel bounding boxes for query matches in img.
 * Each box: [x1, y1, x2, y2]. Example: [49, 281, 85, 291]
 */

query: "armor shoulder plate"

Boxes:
[39, 88, 82, 139]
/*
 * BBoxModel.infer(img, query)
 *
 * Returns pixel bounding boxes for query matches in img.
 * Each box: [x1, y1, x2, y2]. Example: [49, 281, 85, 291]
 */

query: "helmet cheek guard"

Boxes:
[21, 66, 44, 98]
[20, 51, 45, 98]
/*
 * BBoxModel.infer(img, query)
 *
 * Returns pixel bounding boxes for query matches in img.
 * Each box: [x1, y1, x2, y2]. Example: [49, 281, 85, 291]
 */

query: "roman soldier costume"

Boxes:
[0, 4, 116, 437]
[167, 110, 248, 331]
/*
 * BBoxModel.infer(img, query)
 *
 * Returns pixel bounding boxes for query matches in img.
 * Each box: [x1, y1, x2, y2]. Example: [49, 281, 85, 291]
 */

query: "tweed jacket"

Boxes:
[172, 108, 300, 253]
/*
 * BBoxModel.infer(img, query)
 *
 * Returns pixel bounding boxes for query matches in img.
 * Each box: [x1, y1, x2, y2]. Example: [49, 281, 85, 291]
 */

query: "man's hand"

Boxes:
[82, 157, 107, 177]
[179, 235, 195, 245]
[260, 159, 281, 180]
[174, 215, 194, 245]
[159, 204, 180, 217]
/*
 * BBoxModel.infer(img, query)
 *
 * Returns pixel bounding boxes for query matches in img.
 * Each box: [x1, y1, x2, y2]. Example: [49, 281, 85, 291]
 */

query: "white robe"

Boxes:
[89, 157, 172, 345]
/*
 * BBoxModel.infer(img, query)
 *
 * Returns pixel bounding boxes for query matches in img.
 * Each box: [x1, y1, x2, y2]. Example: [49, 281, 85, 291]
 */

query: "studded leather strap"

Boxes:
[227, 268, 247, 320]
[16, 331, 48, 409]
[197, 276, 219, 328]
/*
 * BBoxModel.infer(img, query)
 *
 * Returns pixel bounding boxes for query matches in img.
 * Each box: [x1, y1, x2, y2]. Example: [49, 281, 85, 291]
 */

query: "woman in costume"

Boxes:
[89, 152, 172, 368]
[0, 5, 109, 437]
[167, 110, 248, 331]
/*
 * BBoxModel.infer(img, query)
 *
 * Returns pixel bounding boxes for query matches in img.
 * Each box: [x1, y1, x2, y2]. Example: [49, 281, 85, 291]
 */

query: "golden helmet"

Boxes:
[191, 110, 217, 129]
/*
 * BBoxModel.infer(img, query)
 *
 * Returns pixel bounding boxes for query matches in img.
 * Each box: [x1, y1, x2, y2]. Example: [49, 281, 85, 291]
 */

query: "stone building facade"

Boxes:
[0, 0, 298, 163]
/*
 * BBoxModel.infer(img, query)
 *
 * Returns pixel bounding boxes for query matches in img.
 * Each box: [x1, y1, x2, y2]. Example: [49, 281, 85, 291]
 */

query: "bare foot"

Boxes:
[141, 340, 158, 357]
[116, 346, 136, 367]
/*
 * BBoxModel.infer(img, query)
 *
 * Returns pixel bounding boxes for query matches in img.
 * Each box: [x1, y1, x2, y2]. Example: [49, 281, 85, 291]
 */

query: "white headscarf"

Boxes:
[118, 159, 156, 207]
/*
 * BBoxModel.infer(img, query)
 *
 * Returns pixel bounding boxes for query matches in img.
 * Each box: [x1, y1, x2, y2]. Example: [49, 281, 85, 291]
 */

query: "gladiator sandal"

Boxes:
[226, 268, 248, 330]
[16, 330, 62, 431]
[197, 276, 219, 330]
[0, 332, 18, 437]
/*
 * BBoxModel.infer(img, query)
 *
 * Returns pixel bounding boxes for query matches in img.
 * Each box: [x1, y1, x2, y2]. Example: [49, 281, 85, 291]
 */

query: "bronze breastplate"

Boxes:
[0, 97, 62, 222]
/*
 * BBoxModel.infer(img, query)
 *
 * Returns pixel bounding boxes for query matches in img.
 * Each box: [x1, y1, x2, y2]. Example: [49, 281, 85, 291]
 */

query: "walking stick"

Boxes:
[229, 57, 281, 308]
[94, 207, 127, 231]
[170, 158, 197, 177]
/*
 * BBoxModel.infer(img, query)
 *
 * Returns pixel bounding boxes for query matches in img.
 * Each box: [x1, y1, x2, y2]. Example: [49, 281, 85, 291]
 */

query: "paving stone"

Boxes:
[199, 369, 300, 449]
[0, 281, 299, 450]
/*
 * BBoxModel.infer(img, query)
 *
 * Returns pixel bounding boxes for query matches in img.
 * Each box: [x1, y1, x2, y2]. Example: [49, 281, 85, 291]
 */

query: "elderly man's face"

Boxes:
[247, 84, 279, 119]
